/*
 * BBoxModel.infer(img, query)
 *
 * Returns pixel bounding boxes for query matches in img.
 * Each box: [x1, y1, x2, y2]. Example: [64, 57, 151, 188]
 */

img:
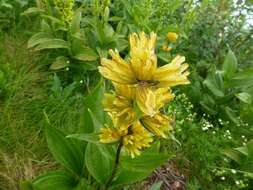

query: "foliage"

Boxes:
[0, 0, 252, 189]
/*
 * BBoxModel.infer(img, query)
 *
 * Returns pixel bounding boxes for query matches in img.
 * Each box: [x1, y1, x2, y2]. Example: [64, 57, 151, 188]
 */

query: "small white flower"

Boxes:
[226, 130, 230, 134]
[212, 131, 216, 134]
[221, 176, 225, 180]
[231, 169, 236, 174]
[241, 135, 245, 139]
[243, 142, 246, 146]
[66, 60, 70, 64]
[202, 127, 208, 131]
[228, 136, 232, 140]
[235, 180, 240, 185]
[66, 67, 69, 71]
[80, 80, 83, 84]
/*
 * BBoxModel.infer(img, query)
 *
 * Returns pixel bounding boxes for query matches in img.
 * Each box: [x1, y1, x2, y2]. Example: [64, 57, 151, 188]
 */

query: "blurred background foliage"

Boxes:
[0, 0, 252, 189]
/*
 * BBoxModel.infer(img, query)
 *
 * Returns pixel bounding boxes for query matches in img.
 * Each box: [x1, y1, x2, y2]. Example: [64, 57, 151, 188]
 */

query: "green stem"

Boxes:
[105, 141, 123, 189]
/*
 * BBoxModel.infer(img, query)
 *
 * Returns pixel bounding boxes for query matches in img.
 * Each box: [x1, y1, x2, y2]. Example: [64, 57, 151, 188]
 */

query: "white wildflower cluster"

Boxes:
[201, 117, 214, 131]
[236, 117, 249, 128]
[174, 93, 196, 122]
[212, 168, 249, 188]
[218, 118, 229, 126]
[223, 129, 232, 140]
[241, 135, 248, 146]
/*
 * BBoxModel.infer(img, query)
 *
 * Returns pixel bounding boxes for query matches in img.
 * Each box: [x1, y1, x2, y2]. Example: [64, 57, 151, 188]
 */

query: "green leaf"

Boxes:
[71, 9, 82, 34]
[235, 92, 252, 104]
[46, 125, 84, 176]
[32, 171, 77, 190]
[34, 39, 69, 51]
[74, 178, 94, 190]
[223, 106, 239, 124]
[223, 149, 244, 163]
[84, 82, 105, 130]
[150, 181, 163, 190]
[111, 151, 170, 188]
[73, 48, 98, 61]
[229, 69, 253, 88]
[50, 56, 70, 70]
[27, 32, 53, 48]
[67, 133, 100, 144]
[85, 143, 114, 184]
[22, 7, 45, 15]
[222, 50, 238, 79]
[203, 77, 224, 97]
[78, 108, 95, 133]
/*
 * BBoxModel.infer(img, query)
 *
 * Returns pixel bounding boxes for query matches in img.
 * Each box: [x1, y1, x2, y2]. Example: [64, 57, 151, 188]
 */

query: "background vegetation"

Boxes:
[0, 0, 252, 189]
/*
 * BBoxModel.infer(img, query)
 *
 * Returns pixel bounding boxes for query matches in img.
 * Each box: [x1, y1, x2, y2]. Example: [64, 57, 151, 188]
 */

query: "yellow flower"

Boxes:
[123, 121, 153, 158]
[155, 88, 175, 110]
[103, 84, 136, 124]
[99, 127, 121, 143]
[141, 113, 172, 138]
[99, 32, 189, 115]
[162, 44, 172, 52]
[167, 32, 178, 42]
[99, 120, 153, 158]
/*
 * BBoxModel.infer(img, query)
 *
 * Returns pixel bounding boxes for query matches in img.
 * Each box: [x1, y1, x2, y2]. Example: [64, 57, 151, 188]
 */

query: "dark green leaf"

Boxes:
[32, 171, 77, 190]
[84, 82, 105, 130]
[67, 133, 100, 144]
[71, 9, 82, 34]
[73, 48, 98, 61]
[222, 50, 237, 79]
[22, 7, 45, 15]
[235, 92, 252, 104]
[85, 143, 114, 184]
[50, 56, 70, 70]
[27, 32, 53, 48]
[34, 39, 69, 51]
[46, 125, 84, 176]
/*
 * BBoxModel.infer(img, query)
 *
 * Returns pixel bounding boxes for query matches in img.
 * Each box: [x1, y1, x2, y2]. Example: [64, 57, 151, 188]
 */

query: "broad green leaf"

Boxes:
[120, 153, 170, 172]
[46, 125, 84, 176]
[71, 9, 82, 34]
[27, 32, 53, 48]
[223, 106, 239, 124]
[222, 50, 237, 79]
[203, 78, 224, 97]
[111, 150, 170, 188]
[230, 69, 253, 88]
[84, 82, 105, 129]
[78, 108, 95, 133]
[73, 48, 98, 62]
[32, 171, 77, 190]
[41, 20, 52, 33]
[34, 39, 69, 51]
[235, 92, 252, 104]
[85, 143, 114, 184]
[50, 56, 70, 70]
[223, 149, 244, 163]
[67, 133, 100, 144]
[74, 178, 94, 190]
[22, 7, 45, 15]
[150, 181, 163, 190]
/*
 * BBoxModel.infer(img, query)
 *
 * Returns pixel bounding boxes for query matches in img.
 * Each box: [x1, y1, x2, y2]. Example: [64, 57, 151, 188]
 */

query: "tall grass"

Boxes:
[0, 33, 84, 190]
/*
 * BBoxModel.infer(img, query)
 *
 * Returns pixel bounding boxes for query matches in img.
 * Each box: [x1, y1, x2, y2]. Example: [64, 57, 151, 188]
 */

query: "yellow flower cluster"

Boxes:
[54, 0, 74, 27]
[162, 32, 179, 52]
[99, 32, 190, 157]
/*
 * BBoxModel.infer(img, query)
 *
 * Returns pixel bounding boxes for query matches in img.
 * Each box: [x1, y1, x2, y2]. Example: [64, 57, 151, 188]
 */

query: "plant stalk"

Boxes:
[104, 140, 123, 189]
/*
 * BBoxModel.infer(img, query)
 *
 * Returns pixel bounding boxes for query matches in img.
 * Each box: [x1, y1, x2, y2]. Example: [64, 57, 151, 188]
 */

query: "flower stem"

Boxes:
[105, 140, 123, 189]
